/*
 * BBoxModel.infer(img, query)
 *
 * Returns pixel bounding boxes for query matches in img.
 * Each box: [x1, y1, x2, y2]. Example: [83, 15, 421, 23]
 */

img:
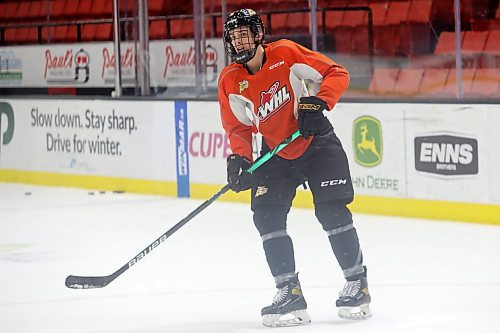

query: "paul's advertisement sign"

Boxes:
[44, 48, 90, 84]
[0, 39, 224, 88]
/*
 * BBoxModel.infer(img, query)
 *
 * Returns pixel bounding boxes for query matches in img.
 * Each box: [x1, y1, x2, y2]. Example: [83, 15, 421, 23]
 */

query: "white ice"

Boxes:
[1, 183, 500, 333]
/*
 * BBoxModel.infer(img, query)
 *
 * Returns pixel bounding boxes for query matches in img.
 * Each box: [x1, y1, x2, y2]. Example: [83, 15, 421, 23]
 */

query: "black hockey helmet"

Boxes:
[223, 9, 265, 64]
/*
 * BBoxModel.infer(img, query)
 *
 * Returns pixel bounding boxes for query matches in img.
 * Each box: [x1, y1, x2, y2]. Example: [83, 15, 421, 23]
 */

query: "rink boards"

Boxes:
[0, 98, 499, 224]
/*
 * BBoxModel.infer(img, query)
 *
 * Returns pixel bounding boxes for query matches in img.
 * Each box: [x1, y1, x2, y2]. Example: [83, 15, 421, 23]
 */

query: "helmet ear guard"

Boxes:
[223, 9, 266, 64]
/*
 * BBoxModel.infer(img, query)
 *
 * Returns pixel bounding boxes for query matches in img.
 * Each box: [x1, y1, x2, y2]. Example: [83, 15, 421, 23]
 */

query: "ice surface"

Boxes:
[1, 183, 499, 333]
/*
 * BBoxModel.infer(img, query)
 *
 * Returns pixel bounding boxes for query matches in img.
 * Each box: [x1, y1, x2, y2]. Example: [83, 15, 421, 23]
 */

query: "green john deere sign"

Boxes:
[353, 116, 382, 167]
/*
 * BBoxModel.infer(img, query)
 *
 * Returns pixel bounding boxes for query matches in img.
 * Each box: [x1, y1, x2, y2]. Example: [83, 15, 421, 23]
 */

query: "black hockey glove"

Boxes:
[297, 96, 332, 139]
[226, 154, 253, 193]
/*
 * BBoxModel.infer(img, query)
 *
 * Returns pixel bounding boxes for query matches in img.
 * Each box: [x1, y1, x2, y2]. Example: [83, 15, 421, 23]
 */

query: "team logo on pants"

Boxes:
[257, 81, 290, 122]
[353, 116, 383, 167]
[255, 186, 268, 197]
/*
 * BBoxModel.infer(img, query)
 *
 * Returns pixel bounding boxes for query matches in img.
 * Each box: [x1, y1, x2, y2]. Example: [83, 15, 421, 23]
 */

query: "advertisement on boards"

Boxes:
[0, 99, 177, 181]
[0, 101, 15, 162]
[405, 104, 488, 203]
[0, 39, 224, 88]
[0, 49, 23, 86]
[100, 45, 136, 85]
[175, 100, 190, 197]
[44, 48, 92, 85]
[489, 107, 500, 204]
[186, 101, 230, 184]
[414, 134, 478, 176]
[186, 101, 264, 186]
[150, 40, 221, 88]
[328, 103, 406, 198]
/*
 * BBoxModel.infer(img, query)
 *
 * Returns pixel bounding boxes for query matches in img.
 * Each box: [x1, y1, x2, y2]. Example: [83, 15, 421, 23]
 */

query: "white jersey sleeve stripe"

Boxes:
[228, 93, 255, 127]
[290, 63, 324, 83]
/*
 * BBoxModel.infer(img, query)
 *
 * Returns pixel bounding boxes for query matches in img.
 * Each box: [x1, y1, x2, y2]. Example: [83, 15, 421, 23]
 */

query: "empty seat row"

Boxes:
[150, 8, 430, 54]
[321, 1, 433, 56]
[209, 0, 309, 13]
[4, 16, 226, 44]
[2, 23, 112, 44]
[149, 16, 224, 40]
[1, 0, 499, 56]
[0, 0, 172, 23]
[326, 22, 432, 56]
[322, 0, 431, 29]
[369, 67, 500, 97]
[435, 30, 500, 55]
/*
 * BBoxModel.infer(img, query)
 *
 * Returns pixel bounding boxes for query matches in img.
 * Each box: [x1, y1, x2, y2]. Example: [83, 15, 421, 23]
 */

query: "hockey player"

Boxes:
[218, 8, 371, 327]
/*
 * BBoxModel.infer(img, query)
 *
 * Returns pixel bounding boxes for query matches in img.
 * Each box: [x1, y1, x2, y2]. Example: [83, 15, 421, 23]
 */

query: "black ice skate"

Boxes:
[261, 274, 311, 327]
[336, 269, 372, 320]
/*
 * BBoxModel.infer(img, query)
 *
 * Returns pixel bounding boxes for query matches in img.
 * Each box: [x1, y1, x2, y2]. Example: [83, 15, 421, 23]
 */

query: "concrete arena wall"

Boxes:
[0, 98, 498, 225]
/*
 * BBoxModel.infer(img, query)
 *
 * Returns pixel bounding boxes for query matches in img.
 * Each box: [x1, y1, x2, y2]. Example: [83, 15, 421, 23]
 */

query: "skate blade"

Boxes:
[338, 303, 372, 320]
[262, 309, 311, 327]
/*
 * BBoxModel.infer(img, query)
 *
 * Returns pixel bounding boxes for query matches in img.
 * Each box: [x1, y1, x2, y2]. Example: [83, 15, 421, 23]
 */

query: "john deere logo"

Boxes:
[0, 102, 15, 160]
[353, 116, 382, 167]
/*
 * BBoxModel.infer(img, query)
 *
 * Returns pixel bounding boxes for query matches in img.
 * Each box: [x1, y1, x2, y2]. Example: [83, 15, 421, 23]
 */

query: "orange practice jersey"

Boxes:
[218, 39, 349, 161]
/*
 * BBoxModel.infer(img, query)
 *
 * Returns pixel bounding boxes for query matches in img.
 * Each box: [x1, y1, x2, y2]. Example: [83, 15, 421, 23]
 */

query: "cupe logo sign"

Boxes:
[352, 116, 383, 167]
[0, 102, 15, 160]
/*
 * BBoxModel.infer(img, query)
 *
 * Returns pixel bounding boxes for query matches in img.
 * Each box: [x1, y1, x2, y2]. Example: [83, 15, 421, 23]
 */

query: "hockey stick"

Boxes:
[65, 129, 301, 289]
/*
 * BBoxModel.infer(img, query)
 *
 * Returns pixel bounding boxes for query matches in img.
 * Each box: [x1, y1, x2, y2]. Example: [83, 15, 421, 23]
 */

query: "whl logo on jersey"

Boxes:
[414, 134, 478, 176]
[353, 116, 383, 167]
[257, 81, 290, 122]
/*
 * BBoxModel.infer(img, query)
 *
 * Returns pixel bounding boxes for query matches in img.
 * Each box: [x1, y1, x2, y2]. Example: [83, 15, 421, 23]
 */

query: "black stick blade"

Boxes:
[65, 275, 112, 289]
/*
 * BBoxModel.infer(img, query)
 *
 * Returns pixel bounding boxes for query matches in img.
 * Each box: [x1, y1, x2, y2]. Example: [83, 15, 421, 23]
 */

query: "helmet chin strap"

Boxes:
[233, 32, 264, 64]
[243, 48, 266, 74]
[234, 47, 257, 64]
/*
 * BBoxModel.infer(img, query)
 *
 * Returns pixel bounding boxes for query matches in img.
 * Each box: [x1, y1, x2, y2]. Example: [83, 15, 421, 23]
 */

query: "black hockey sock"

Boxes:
[263, 235, 296, 279]
[253, 205, 296, 281]
[315, 201, 365, 279]
[327, 229, 364, 279]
